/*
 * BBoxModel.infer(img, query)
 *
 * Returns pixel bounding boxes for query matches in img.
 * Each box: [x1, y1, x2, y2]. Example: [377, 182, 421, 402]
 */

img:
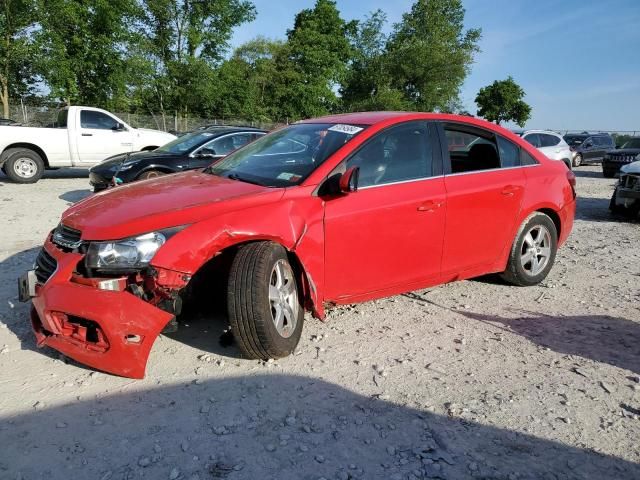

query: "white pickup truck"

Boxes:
[0, 106, 176, 183]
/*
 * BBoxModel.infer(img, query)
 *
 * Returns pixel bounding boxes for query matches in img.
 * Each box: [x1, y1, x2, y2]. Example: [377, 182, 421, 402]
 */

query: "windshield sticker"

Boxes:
[277, 172, 302, 182]
[328, 124, 364, 135]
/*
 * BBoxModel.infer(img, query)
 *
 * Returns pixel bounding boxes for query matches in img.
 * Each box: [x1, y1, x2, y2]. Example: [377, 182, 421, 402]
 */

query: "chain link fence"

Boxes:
[6, 104, 283, 133]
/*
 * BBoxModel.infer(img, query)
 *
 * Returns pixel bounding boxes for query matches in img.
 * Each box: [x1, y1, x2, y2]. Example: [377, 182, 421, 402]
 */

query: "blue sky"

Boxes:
[230, 0, 640, 131]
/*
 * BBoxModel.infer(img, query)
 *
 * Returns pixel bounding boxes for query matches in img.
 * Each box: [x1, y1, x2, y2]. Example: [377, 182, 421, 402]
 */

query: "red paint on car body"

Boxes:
[28, 112, 576, 377]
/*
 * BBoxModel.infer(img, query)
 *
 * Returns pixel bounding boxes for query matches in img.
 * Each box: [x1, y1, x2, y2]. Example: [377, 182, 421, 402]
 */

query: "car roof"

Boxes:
[516, 129, 562, 136]
[202, 126, 267, 134]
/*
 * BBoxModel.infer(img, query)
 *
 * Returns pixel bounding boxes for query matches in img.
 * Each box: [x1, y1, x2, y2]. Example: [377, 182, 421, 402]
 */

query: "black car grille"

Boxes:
[610, 154, 637, 163]
[34, 248, 57, 284]
[52, 224, 83, 251]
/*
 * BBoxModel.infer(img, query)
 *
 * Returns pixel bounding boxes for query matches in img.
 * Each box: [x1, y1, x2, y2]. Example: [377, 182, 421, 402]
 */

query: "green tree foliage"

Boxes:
[279, 0, 354, 119]
[341, 10, 408, 112]
[37, 0, 140, 109]
[0, 0, 38, 117]
[385, 0, 481, 112]
[138, 0, 256, 119]
[475, 76, 531, 126]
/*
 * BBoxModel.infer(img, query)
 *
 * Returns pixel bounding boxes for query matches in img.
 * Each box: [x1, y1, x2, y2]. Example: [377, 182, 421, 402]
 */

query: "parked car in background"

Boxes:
[609, 159, 640, 217]
[602, 137, 640, 178]
[0, 106, 176, 184]
[563, 133, 615, 167]
[89, 126, 267, 191]
[20, 112, 576, 378]
[0, 117, 19, 126]
[514, 130, 572, 169]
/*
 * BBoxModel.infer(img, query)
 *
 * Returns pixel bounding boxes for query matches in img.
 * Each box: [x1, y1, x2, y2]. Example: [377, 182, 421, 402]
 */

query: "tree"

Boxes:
[385, 0, 481, 112]
[475, 76, 531, 126]
[138, 0, 256, 120]
[278, 0, 355, 119]
[37, 0, 139, 109]
[0, 0, 38, 117]
[341, 10, 408, 112]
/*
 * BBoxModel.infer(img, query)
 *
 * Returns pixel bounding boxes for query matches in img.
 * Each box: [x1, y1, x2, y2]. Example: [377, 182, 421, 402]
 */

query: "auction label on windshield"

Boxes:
[328, 124, 364, 135]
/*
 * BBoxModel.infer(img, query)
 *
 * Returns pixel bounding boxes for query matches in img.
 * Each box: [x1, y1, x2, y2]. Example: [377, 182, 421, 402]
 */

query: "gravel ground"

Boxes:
[0, 166, 638, 480]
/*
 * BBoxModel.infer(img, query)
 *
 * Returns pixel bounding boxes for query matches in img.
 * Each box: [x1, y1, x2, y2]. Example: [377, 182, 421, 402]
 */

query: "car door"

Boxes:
[189, 132, 264, 170]
[323, 121, 446, 300]
[75, 110, 134, 163]
[439, 123, 527, 278]
[582, 136, 598, 162]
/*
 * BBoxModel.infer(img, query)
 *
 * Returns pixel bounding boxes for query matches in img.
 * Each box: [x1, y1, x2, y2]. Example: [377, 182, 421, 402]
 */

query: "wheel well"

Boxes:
[141, 146, 158, 151]
[180, 240, 312, 319]
[1, 143, 49, 167]
[137, 166, 173, 178]
[538, 208, 561, 239]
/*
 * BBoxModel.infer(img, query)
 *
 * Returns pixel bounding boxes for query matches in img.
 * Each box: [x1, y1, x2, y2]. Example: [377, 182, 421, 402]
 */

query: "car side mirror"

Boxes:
[197, 148, 218, 158]
[339, 166, 359, 193]
[112, 122, 126, 131]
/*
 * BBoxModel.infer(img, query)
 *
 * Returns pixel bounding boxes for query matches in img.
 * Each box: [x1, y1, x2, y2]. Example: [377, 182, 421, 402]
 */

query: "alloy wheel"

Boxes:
[520, 225, 552, 276]
[268, 260, 298, 338]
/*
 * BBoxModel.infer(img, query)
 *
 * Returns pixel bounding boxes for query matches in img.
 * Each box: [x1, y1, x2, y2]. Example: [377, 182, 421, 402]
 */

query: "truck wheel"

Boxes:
[138, 169, 165, 180]
[609, 189, 625, 214]
[4, 149, 45, 183]
[227, 242, 304, 360]
[603, 170, 615, 179]
[501, 212, 558, 287]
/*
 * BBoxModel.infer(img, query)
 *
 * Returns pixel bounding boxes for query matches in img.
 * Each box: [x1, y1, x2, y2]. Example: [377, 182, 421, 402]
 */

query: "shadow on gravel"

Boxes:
[1, 374, 639, 480]
[58, 189, 92, 204]
[0, 167, 89, 184]
[458, 309, 640, 375]
[572, 169, 610, 179]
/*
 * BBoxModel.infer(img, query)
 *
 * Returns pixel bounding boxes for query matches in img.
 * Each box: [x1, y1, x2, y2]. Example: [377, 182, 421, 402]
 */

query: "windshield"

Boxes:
[622, 138, 640, 149]
[208, 123, 367, 187]
[563, 135, 587, 146]
[156, 131, 219, 154]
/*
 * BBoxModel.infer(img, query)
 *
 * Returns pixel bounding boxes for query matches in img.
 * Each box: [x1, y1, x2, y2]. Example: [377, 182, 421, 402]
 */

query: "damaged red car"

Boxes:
[19, 112, 576, 378]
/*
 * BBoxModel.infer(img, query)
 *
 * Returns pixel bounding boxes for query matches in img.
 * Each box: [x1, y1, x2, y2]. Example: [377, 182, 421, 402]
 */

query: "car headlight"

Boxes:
[85, 228, 183, 273]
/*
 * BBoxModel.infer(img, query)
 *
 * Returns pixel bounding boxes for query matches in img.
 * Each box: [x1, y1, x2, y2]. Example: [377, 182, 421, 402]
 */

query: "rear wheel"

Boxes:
[4, 149, 45, 183]
[501, 212, 558, 286]
[572, 154, 582, 167]
[227, 242, 304, 360]
[137, 169, 166, 180]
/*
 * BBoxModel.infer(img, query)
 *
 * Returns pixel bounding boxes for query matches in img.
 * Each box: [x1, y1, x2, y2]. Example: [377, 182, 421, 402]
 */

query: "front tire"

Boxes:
[501, 212, 558, 286]
[603, 170, 615, 179]
[572, 154, 582, 167]
[4, 149, 45, 183]
[137, 169, 166, 180]
[227, 242, 304, 360]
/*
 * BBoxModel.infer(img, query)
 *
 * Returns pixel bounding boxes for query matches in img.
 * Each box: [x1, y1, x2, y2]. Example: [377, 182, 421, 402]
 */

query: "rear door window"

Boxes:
[522, 133, 541, 148]
[539, 134, 560, 147]
[444, 126, 500, 173]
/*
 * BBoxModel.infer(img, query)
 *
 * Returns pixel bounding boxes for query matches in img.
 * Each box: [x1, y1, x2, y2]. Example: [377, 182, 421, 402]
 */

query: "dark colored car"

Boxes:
[563, 133, 615, 167]
[89, 127, 267, 191]
[602, 137, 640, 178]
[0, 117, 19, 126]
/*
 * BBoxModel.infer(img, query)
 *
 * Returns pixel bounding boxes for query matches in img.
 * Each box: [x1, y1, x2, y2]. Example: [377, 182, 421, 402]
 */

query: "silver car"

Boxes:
[513, 130, 573, 170]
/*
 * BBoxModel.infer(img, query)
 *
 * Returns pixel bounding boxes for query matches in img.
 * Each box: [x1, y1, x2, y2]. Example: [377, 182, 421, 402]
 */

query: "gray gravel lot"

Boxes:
[0, 166, 638, 480]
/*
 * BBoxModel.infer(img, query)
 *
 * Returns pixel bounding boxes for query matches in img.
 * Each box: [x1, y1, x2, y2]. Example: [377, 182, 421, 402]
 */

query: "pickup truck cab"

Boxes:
[0, 106, 176, 183]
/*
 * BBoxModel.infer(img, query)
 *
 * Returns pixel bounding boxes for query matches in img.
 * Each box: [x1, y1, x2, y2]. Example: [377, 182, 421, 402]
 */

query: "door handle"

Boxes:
[501, 185, 520, 196]
[417, 200, 443, 212]
[81, 133, 93, 137]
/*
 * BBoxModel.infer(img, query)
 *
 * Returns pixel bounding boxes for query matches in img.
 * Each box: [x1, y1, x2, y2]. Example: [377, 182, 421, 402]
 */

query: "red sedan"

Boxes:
[19, 112, 576, 378]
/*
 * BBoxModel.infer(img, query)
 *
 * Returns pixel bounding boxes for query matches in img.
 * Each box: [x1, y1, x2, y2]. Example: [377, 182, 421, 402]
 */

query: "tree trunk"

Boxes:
[0, 82, 8, 118]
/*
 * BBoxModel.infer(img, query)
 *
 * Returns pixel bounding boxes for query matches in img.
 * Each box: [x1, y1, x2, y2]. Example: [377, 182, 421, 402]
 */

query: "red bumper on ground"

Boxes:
[30, 240, 174, 378]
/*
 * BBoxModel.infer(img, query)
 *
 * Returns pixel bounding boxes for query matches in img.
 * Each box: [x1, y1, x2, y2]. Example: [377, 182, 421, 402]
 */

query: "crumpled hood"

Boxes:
[62, 170, 284, 240]
[620, 160, 640, 175]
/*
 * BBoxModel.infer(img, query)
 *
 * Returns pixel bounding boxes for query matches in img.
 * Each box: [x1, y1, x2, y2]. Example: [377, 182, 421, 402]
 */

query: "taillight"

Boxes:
[567, 171, 576, 198]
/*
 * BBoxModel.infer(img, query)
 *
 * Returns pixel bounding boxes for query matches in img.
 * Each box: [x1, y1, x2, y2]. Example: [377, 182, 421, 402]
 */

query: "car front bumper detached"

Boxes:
[19, 237, 185, 378]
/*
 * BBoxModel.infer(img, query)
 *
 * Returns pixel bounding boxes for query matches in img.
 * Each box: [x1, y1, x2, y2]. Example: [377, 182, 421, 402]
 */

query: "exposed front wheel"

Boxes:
[501, 212, 558, 286]
[227, 242, 304, 360]
[572, 154, 582, 167]
[4, 149, 45, 183]
[138, 169, 166, 180]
